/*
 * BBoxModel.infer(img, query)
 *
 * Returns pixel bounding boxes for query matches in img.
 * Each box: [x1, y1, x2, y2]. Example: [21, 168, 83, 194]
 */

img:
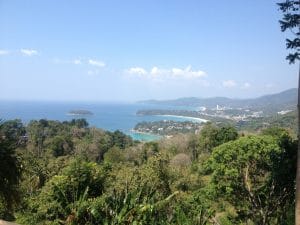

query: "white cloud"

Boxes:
[222, 80, 237, 88]
[88, 59, 105, 67]
[0, 50, 10, 55]
[171, 68, 183, 76]
[20, 49, 38, 56]
[126, 65, 206, 80]
[150, 67, 159, 75]
[127, 67, 147, 75]
[242, 82, 251, 89]
[171, 65, 206, 79]
[150, 67, 164, 76]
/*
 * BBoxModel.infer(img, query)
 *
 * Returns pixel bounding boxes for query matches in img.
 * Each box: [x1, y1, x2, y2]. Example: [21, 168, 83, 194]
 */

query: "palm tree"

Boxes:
[277, 1, 300, 224]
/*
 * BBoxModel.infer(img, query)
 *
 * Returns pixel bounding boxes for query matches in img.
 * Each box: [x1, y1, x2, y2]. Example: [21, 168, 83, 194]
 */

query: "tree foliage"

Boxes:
[21, 158, 110, 224]
[197, 123, 238, 154]
[207, 134, 296, 224]
[278, 0, 300, 63]
[0, 120, 25, 219]
[0, 118, 293, 225]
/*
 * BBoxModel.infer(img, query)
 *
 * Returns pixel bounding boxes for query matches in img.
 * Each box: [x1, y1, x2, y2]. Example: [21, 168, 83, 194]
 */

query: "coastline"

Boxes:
[129, 129, 162, 141]
[156, 114, 208, 123]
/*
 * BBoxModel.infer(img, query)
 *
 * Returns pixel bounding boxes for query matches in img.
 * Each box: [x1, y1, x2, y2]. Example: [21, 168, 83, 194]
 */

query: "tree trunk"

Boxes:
[296, 63, 300, 225]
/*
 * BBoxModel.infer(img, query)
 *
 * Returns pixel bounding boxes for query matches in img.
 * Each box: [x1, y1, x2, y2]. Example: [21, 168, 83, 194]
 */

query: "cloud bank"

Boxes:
[20, 49, 38, 56]
[88, 59, 105, 67]
[125, 65, 206, 80]
[222, 80, 237, 88]
[0, 50, 10, 55]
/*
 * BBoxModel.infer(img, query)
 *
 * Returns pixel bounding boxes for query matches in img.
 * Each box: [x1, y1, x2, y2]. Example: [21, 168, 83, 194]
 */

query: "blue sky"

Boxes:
[0, 0, 298, 101]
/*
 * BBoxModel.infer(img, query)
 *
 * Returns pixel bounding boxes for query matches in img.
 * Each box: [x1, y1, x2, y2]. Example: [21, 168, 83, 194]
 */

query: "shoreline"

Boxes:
[156, 114, 208, 123]
[129, 129, 162, 140]
[130, 129, 161, 136]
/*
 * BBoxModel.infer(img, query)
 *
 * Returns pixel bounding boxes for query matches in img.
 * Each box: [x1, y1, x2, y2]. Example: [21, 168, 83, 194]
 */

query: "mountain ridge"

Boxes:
[138, 88, 297, 111]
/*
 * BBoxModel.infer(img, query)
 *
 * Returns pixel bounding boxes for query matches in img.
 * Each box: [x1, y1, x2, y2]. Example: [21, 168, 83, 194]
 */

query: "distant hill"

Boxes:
[243, 88, 297, 112]
[138, 88, 297, 112]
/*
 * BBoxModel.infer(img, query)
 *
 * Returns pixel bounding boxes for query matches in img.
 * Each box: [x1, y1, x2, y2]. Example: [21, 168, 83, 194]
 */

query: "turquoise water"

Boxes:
[128, 132, 161, 142]
[0, 101, 200, 141]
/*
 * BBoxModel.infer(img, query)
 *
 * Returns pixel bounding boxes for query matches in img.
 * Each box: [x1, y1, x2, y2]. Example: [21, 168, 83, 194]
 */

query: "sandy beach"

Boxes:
[158, 115, 208, 123]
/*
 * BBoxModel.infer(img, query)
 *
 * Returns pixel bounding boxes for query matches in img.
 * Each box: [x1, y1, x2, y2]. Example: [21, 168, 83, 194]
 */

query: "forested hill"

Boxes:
[139, 88, 297, 110]
[1, 118, 296, 224]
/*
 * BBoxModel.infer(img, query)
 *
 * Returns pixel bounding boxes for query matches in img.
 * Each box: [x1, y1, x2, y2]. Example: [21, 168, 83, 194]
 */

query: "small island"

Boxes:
[67, 109, 93, 116]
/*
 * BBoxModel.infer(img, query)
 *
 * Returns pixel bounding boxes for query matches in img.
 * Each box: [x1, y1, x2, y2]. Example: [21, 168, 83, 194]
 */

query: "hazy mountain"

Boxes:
[139, 88, 297, 112]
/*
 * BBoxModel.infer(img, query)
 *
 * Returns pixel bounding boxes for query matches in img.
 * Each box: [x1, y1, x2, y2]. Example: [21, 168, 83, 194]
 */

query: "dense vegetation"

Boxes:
[136, 109, 297, 137]
[0, 118, 296, 224]
[134, 120, 202, 136]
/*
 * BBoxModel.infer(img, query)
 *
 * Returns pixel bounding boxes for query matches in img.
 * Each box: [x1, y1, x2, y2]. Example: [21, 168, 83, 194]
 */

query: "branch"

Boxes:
[243, 164, 260, 210]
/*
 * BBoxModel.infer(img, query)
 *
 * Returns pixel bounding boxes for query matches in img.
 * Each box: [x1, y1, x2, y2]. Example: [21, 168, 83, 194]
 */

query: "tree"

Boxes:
[104, 146, 125, 163]
[0, 120, 25, 220]
[27, 120, 47, 157]
[87, 184, 179, 225]
[48, 135, 73, 157]
[69, 118, 89, 128]
[22, 158, 109, 224]
[198, 123, 238, 153]
[141, 141, 159, 163]
[278, 1, 300, 224]
[207, 135, 296, 224]
[111, 130, 133, 149]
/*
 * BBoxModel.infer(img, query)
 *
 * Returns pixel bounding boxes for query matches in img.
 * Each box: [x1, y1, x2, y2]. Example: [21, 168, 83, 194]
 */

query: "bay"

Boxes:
[0, 101, 200, 141]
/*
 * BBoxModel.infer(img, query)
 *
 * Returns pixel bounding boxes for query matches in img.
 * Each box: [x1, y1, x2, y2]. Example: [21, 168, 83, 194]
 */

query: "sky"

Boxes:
[0, 0, 298, 102]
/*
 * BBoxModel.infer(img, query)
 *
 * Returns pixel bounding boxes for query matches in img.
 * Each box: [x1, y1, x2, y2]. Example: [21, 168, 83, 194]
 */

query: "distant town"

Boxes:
[135, 99, 296, 136]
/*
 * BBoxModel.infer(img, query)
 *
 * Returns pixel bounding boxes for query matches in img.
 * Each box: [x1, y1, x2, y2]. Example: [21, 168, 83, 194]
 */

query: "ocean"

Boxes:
[0, 101, 201, 141]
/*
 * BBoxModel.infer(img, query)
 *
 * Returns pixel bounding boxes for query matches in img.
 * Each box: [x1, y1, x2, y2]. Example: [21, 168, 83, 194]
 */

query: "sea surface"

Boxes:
[0, 101, 201, 141]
